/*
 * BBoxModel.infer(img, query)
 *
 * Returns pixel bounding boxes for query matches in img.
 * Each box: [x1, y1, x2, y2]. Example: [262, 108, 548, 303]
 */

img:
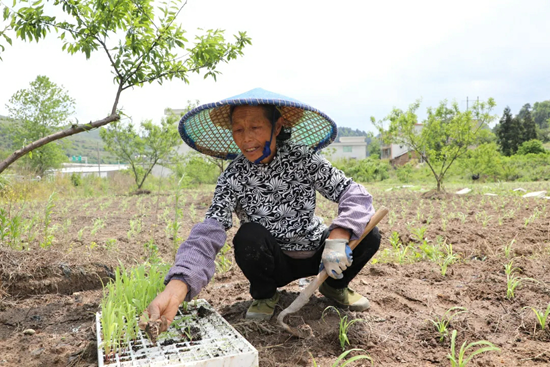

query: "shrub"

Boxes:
[333, 157, 390, 182]
[516, 139, 547, 155]
[70, 173, 82, 187]
[172, 153, 220, 188]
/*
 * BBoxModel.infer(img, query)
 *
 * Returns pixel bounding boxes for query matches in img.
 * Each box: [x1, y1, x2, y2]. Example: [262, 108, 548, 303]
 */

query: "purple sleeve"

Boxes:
[165, 218, 226, 301]
[328, 182, 375, 241]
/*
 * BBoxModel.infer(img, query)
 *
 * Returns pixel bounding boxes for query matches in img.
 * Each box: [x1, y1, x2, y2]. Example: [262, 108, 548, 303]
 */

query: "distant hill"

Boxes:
[0, 118, 117, 164]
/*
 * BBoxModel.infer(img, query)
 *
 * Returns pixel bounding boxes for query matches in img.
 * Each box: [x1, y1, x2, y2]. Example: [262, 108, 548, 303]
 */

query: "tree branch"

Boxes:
[125, 0, 188, 82]
[0, 114, 120, 174]
[97, 37, 124, 81]
[121, 63, 205, 90]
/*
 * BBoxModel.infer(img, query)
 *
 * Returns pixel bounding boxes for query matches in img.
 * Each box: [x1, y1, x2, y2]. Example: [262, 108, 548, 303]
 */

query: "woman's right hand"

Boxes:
[142, 279, 188, 331]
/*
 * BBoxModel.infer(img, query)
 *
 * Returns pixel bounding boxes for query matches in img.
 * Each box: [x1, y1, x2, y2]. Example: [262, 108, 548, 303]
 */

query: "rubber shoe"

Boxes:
[245, 292, 280, 320]
[319, 283, 370, 311]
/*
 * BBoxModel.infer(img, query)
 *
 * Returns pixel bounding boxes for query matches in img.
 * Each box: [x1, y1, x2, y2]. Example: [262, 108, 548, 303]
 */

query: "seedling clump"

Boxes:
[99, 262, 169, 357]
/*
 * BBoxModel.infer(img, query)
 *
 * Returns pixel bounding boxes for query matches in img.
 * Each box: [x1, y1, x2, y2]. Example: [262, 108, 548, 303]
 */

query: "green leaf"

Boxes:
[3, 34, 12, 46]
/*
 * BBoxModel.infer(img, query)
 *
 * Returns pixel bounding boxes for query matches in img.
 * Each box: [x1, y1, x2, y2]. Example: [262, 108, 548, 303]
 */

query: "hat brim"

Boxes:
[179, 92, 337, 160]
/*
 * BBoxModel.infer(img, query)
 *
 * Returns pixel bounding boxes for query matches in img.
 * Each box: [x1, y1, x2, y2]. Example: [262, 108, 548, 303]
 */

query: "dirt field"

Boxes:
[1, 182, 549, 366]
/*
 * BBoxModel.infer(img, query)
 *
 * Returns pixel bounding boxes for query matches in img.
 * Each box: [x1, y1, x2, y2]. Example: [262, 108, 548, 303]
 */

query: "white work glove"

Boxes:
[321, 239, 353, 279]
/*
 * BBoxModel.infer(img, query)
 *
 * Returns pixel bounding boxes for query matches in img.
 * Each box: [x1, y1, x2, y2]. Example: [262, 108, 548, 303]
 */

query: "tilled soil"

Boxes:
[0, 185, 549, 366]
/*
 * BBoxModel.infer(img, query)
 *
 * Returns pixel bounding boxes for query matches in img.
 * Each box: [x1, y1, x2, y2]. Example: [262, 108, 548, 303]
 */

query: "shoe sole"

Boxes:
[245, 311, 274, 320]
[320, 295, 371, 312]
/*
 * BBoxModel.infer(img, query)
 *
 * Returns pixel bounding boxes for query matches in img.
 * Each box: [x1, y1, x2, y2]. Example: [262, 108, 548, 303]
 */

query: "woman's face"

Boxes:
[231, 105, 282, 164]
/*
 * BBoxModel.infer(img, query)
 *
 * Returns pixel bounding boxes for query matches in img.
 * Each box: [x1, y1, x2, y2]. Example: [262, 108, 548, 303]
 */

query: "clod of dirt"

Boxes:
[185, 325, 202, 342]
[139, 316, 167, 344]
[197, 305, 213, 318]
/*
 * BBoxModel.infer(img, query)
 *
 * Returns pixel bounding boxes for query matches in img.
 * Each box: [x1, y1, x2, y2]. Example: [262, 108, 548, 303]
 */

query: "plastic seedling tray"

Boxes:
[96, 299, 258, 367]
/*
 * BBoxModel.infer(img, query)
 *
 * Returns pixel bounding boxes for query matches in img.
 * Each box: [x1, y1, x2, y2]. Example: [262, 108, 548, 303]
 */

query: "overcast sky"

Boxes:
[1, 0, 549, 132]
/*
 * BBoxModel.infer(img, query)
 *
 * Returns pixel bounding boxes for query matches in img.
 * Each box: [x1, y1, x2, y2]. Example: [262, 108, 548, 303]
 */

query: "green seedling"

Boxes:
[456, 212, 467, 224]
[438, 243, 458, 276]
[409, 225, 428, 244]
[100, 262, 170, 355]
[127, 217, 142, 239]
[523, 303, 550, 331]
[310, 348, 373, 367]
[447, 329, 500, 367]
[215, 243, 233, 273]
[91, 217, 106, 236]
[322, 306, 363, 351]
[77, 226, 87, 241]
[105, 238, 118, 251]
[388, 231, 401, 250]
[503, 239, 515, 259]
[428, 307, 467, 342]
[504, 260, 522, 299]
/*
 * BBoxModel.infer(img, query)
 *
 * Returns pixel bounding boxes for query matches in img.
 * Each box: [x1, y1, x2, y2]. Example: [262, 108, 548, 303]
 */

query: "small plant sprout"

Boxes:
[504, 260, 538, 300]
[388, 231, 401, 250]
[77, 226, 87, 241]
[504, 260, 522, 299]
[215, 243, 233, 273]
[503, 238, 515, 259]
[409, 225, 428, 244]
[91, 217, 106, 236]
[447, 329, 500, 367]
[310, 349, 373, 367]
[322, 306, 363, 351]
[429, 307, 467, 342]
[523, 303, 550, 331]
[456, 212, 467, 224]
[438, 243, 458, 276]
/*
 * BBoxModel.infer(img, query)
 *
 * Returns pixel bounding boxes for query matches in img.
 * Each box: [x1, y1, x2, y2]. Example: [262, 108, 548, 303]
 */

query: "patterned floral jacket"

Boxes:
[166, 142, 375, 300]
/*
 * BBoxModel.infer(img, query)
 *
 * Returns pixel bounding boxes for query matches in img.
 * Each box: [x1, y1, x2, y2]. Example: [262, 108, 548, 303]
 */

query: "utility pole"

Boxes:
[97, 142, 101, 177]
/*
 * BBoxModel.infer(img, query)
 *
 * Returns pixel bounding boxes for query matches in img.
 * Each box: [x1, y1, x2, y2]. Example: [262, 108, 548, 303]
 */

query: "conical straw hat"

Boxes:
[179, 88, 338, 159]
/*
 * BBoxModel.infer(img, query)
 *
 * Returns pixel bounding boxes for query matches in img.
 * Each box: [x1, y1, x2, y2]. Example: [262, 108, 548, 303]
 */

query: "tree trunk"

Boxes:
[0, 114, 120, 175]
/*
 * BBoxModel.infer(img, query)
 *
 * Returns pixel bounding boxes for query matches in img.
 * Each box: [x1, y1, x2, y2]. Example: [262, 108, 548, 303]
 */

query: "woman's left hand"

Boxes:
[321, 239, 353, 279]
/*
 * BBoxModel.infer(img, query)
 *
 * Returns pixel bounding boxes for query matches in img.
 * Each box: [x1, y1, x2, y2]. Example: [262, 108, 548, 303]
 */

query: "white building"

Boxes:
[324, 136, 368, 160]
[52, 163, 129, 178]
[380, 124, 423, 165]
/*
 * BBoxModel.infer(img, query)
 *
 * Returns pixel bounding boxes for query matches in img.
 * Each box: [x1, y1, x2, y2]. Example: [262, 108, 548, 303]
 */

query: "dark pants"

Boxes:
[233, 222, 381, 300]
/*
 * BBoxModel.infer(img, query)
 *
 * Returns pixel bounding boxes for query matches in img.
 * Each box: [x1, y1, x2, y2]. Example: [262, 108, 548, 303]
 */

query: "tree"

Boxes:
[0, 2, 11, 60]
[366, 132, 381, 157]
[100, 116, 181, 189]
[496, 107, 523, 156]
[516, 139, 547, 155]
[517, 103, 531, 121]
[521, 105, 538, 141]
[374, 98, 496, 191]
[532, 101, 550, 129]
[461, 143, 502, 181]
[336, 127, 368, 140]
[6, 75, 75, 175]
[0, 0, 251, 174]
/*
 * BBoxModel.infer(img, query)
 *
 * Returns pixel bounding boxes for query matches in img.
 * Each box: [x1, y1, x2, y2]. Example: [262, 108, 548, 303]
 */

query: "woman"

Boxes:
[145, 88, 380, 325]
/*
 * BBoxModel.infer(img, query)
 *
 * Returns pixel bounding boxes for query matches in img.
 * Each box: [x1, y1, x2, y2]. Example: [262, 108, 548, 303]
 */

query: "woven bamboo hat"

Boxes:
[179, 88, 338, 159]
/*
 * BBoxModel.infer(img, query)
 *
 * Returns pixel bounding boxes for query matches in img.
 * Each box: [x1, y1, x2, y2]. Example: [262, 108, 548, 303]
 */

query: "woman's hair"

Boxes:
[229, 104, 292, 143]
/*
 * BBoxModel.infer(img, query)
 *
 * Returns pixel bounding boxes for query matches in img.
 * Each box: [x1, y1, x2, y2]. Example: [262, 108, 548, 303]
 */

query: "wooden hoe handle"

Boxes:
[277, 206, 389, 338]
